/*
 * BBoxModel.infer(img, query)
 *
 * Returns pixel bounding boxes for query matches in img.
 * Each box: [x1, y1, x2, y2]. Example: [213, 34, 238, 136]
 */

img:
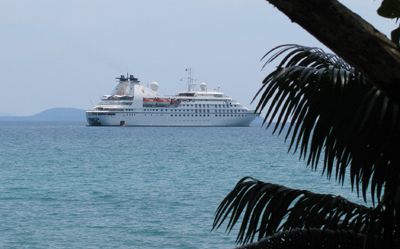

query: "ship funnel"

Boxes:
[129, 75, 140, 84]
[116, 75, 128, 81]
[111, 75, 129, 96]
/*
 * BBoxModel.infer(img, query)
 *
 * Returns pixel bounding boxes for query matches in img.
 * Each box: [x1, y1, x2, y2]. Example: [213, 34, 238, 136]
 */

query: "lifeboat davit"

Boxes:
[143, 98, 157, 106]
[156, 98, 171, 106]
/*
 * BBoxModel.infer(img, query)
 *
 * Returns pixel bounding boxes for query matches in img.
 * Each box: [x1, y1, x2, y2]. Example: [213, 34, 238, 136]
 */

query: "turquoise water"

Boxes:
[0, 121, 366, 248]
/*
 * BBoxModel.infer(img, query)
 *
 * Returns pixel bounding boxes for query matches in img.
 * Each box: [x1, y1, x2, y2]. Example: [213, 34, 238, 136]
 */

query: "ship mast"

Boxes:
[185, 68, 196, 92]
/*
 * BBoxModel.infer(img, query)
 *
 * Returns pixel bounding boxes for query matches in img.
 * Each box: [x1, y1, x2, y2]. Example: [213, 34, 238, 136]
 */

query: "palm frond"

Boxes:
[212, 177, 374, 245]
[213, 44, 400, 248]
[234, 228, 367, 249]
[254, 44, 400, 204]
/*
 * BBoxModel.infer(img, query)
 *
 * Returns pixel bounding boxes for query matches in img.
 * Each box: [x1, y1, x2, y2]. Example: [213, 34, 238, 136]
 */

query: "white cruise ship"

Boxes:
[86, 69, 259, 126]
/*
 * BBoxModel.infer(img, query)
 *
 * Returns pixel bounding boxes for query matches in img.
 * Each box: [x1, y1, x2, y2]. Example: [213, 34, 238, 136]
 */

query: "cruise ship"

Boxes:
[86, 69, 259, 126]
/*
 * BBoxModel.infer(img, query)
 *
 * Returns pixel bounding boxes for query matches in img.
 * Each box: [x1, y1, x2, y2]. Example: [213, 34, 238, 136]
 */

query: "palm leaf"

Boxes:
[254, 45, 400, 206]
[234, 228, 367, 249]
[213, 44, 400, 248]
[212, 177, 374, 245]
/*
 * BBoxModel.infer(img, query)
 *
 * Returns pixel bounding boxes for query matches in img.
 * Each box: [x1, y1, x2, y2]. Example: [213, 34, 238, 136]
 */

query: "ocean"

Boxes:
[0, 121, 368, 248]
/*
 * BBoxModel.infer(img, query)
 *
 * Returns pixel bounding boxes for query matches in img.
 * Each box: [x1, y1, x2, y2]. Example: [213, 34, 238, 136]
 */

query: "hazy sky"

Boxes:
[0, 0, 395, 116]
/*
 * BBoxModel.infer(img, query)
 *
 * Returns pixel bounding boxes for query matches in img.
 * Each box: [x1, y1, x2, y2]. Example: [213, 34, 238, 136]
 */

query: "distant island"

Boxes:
[0, 108, 86, 122]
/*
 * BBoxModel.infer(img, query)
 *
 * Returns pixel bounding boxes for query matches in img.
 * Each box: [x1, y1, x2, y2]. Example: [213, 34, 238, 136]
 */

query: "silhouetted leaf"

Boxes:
[215, 44, 400, 248]
[254, 45, 400, 204]
[377, 0, 400, 18]
[234, 228, 366, 249]
[212, 177, 374, 245]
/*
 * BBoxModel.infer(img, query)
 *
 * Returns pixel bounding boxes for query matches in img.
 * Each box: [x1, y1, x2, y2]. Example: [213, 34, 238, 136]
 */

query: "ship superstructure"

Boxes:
[86, 69, 259, 126]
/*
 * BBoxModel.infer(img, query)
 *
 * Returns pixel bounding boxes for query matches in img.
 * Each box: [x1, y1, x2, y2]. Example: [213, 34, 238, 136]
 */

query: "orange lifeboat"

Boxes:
[143, 98, 157, 106]
[156, 98, 171, 106]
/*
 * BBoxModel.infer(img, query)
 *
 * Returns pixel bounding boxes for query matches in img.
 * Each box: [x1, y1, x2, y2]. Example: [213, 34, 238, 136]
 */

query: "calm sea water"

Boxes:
[0, 121, 367, 248]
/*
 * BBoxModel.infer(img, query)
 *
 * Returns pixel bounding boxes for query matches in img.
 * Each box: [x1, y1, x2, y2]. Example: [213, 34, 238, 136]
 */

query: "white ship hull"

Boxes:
[86, 110, 257, 127]
[86, 71, 259, 127]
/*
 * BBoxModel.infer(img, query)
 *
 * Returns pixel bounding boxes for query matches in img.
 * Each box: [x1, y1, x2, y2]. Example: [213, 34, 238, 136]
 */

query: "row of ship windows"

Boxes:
[96, 108, 124, 111]
[142, 109, 245, 113]
[90, 113, 248, 117]
[97, 103, 236, 109]
[103, 108, 246, 112]
[170, 114, 248, 117]
[99, 101, 132, 105]
[179, 104, 236, 108]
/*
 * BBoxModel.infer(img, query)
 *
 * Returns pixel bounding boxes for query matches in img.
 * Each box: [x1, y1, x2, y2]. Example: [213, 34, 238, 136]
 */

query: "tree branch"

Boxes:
[265, 0, 400, 104]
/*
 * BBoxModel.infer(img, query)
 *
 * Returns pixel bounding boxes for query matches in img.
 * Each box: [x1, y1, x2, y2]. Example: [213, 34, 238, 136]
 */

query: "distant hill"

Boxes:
[0, 108, 86, 122]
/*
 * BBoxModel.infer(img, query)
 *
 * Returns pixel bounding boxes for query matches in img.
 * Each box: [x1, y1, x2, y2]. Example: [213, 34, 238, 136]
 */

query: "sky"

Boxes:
[0, 0, 396, 116]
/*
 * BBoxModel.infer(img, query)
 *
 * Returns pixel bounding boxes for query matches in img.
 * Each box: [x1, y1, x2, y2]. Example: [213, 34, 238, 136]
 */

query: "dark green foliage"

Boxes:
[234, 228, 366, 249]
[377, 0, 400, 44]
[378, 0, 400, 19]
[255, 45, 400, 204]
[213, 45, 400, 248]
[213, 177, 374, 246]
